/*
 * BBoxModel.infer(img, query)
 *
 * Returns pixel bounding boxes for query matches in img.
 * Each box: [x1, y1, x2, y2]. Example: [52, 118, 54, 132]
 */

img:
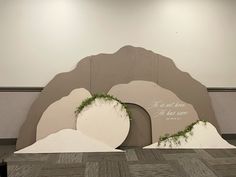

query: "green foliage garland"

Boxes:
[157, 120, 207, 147]
[75, 93, 131, 119]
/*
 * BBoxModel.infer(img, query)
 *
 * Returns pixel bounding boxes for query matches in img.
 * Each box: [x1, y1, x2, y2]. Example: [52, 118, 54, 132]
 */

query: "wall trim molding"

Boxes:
[0, 138, 17, 145]
[0, 87, 236, 92]
[222, 134, 236, 140]
[0, 87, 43, 92]
[207, 87, 236, 92]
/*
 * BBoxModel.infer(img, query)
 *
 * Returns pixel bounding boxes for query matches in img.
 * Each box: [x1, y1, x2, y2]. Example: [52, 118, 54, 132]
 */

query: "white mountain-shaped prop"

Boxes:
[16, 93, 130, 153]
[144, 121, 236, 149]
[15, 129, 122, 153]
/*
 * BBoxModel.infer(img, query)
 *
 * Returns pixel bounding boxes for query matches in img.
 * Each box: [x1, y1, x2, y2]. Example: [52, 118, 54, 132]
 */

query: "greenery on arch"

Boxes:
[75, 93, 131, 119]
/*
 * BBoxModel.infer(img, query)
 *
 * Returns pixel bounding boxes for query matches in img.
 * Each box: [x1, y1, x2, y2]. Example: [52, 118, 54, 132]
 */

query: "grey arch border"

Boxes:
[126, 102, 152, 126]
[123, 102, 153, 146]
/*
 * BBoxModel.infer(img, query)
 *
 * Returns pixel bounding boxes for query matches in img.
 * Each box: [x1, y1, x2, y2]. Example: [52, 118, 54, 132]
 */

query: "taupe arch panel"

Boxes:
[16, 46, 219, 150]
[90, 46, 158, 94]
[158, 56, 218, 128]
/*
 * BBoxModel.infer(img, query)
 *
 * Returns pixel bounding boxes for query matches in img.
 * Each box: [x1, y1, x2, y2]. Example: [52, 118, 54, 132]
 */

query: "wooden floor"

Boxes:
[1, 143, 236, 177]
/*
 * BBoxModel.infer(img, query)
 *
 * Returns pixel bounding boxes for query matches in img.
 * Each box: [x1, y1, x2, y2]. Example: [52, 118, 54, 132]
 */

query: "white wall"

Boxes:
[0, 0, 235, 87]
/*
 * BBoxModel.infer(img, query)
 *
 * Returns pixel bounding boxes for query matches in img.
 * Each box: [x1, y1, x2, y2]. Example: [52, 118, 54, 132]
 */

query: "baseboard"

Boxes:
[0, 139, 17, 145]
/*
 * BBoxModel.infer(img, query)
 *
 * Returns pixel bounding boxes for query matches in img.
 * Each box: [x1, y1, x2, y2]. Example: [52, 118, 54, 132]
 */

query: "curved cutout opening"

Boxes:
[120, 103, 152, 148]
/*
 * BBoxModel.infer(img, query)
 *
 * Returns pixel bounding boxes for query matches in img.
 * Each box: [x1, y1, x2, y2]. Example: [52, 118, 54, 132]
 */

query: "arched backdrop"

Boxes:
[16, 46, 219, 150]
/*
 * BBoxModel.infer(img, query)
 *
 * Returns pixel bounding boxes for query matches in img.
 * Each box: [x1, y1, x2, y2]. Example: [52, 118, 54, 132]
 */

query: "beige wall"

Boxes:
[0, 0, 235, 87]
[0, 91, 235, 138]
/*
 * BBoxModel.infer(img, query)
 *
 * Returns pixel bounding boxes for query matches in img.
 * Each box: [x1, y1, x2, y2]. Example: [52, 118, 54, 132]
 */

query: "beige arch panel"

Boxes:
[36, 88, 91, 141]
[109, 81, 199, 143]
[16, 46, 219, 150]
